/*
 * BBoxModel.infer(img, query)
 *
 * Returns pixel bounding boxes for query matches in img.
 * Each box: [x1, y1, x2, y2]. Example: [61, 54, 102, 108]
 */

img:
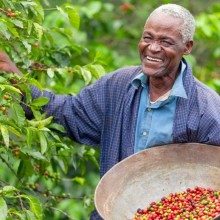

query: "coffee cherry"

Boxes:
[5, 9, 16, 18]
[133, 186, 220, 220]
[10, 13, 16, 17]
[44, 170, 49, 176]
[34, 164, 40, 171]
[120, 3, 135, 12]
[13, 146, 20, 158]
[3, 95, 9, 100]
[33, 43, 39, 47]
[35, 183, 40, 189]
[0, 106, 6, 111]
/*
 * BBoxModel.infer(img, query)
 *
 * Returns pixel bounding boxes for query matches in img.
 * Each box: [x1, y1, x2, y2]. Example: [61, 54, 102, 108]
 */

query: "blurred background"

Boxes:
[0, 0, 219, 219]
[41, 0, 220, 90]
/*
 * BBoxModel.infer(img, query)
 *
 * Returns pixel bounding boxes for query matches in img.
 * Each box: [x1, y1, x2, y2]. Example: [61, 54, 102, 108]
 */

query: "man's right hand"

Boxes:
[0, 51, 22, 76]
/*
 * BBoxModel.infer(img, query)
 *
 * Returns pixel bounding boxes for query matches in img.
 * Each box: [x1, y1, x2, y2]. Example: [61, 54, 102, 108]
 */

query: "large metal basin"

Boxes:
[94, 143, 220, 220]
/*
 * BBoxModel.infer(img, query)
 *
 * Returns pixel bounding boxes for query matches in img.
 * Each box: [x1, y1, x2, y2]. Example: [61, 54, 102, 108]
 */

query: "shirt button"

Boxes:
[142, 131, 148, 136]
[147, 107, 151, 112]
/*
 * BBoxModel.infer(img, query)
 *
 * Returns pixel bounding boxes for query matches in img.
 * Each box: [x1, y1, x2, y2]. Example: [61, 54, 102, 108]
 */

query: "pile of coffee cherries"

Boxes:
[133, 186, 220, 220]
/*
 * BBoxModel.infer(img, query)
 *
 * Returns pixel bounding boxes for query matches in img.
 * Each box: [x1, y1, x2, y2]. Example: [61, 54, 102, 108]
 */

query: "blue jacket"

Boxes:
[30, 59, 220, 219]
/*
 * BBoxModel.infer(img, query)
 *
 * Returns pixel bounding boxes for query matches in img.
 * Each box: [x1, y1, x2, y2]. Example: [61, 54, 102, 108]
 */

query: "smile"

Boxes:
[144, 56, 162, 62]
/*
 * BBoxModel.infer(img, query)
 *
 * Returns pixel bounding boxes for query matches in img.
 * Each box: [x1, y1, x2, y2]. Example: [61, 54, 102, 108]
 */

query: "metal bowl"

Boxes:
[94, 143, 220, 220]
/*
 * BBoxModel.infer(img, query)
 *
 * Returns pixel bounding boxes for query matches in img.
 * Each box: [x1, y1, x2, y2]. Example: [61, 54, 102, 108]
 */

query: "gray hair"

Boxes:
[148, 4, 196, 43]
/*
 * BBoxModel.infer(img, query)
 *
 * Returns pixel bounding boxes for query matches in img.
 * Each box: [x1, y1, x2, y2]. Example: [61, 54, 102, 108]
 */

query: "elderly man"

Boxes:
[0, 3, 220, 220]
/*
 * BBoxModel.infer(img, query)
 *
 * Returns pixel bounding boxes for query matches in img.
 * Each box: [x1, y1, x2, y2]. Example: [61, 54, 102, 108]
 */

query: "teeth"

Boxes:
[145, 56, 162, 62]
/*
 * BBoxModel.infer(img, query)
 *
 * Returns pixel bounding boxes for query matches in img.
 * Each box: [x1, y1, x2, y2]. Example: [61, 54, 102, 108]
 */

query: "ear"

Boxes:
[184, 40, 193, 55]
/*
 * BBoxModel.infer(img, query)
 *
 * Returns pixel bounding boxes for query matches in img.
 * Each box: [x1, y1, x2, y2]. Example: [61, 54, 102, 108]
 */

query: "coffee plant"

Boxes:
[0, 0, 103, 219]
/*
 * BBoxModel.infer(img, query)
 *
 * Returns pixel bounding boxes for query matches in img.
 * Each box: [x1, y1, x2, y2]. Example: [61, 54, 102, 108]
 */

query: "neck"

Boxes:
[148, 74, 177, 102]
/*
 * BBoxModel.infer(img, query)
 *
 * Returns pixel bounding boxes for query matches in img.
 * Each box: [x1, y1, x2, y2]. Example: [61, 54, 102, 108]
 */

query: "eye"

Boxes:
[160, 40, 173, 47]
[143, 36, 152, 43]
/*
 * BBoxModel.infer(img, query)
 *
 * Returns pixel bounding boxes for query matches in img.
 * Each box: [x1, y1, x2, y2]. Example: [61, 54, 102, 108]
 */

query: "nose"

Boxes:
[148, 41, 161, 52]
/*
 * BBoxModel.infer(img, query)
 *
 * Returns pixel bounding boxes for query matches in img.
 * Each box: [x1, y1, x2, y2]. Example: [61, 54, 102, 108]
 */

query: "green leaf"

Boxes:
[22, 40, 31, 54]
[33, 23, 43, 39]
[2, 186, 17, 197]
[81, 1, 102, 18]
[6, 23, 19, 38]
[8, 126, 22, 137]
[39, 127, 50, 132]
[10, 19, 24, 29]
[26, 127, 33, 147]
[30, 108, 42, 120]
[74, 65, 92, 85]
[17, 159, 33, 179]
[26, 78, 43, 91]
[56, 6, 69, 21]
[64, 5, 80, 30]
[0, 197, 7, 220]
[20, 1, 37, 7]
[31, 97, 49, 107]
[18, 195, 42, 220]
[28, 0, 44, 22]
[83, 195, 92, 208]
[0, 21, 11, 40]
[0, 85, 22, 94]
[48, 123, 65, 133]
[0, 76, 7, 84]
[38, 131, 47, 154]
[11, 103, 25, 126]
[73, 176, 85, 185]
[86, 64, 106, 78]
[47, 68, 54, 78]
[59, 158, 68, 174]
[25, 210, 37, 220]
[27, 21, 33, 35]
[0, 125, 9, 148]
[53, 156, 68, 174]
[21, 148, 48, 161]
[47, 132, 61, 142]
[27, 116, 53, 128]
[7, 208, 26, 220]
[56, 5, 80, 30]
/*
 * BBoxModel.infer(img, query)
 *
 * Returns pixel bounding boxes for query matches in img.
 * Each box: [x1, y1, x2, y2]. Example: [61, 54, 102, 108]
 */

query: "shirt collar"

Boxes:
[132, 72, 148, 89]
[132, 61, 187, 99]
[170, 61, 187, 98]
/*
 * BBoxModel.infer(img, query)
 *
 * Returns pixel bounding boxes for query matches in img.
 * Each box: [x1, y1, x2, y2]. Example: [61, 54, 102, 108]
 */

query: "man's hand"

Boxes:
[0, 51, 22, 76]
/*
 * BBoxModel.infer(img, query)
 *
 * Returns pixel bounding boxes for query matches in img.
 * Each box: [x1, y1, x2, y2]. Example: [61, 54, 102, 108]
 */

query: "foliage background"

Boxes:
[0, 0, 219, 219]
[42, 0, 220, 91]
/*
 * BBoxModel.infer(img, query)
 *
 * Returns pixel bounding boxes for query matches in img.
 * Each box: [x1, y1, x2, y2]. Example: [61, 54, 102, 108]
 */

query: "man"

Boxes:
[1, 3, 220, 220]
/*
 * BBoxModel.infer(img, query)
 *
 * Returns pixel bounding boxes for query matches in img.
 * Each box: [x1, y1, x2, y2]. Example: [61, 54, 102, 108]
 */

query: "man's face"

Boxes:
[138, 12, 193, 79]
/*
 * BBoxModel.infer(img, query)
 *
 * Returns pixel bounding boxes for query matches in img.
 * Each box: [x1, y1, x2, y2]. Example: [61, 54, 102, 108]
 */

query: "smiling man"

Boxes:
[133, 4, 195, 153]
[0, 4, 220, 220]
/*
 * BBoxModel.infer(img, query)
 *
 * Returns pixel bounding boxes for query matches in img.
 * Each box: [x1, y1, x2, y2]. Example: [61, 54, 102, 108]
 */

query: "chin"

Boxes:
[142, 66, 161, 77]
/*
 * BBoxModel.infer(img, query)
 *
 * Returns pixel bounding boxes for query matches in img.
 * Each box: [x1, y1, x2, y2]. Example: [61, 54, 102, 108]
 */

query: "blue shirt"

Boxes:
[133, 62, 187, 153]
